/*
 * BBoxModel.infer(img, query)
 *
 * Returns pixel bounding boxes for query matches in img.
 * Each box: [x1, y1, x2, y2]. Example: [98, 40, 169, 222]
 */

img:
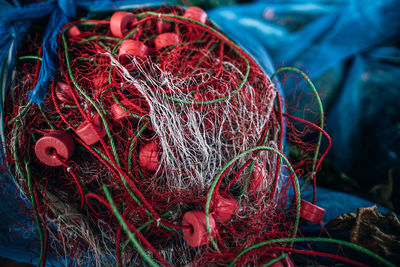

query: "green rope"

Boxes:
[260, 253, 288, 267]
[17, 55, 43, 61]
[127, 121, 149, 173]
[271, 67, 324, 188]
[229, 237, 395, 267]
[116, 211, 173, 267]
[102, 185, 159, 267]
[7, 99, 33, 125]
[205, 146, 301, 251]
[77, 35, 119, 44]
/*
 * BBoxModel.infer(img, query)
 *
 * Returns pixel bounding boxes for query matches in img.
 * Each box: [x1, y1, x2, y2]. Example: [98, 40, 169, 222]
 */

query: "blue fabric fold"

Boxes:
[27, 0, 75, 104]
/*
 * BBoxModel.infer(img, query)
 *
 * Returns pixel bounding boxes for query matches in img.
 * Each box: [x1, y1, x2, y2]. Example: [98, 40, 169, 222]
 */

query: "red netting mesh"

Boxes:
[2, 5, 366, 267]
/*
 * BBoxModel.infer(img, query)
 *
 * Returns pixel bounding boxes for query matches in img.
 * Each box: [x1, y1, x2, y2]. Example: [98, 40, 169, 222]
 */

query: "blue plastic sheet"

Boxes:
[210, 0, 400, 199]
[0, 0, 399, 264]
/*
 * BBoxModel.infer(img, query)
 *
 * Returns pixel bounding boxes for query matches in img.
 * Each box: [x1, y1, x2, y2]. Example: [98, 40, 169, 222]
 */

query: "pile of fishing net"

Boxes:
[2, 4, 393, 267]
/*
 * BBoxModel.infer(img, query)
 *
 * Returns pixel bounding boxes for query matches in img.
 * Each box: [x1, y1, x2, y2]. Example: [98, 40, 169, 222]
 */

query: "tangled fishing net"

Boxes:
[2, 4, 394, 267]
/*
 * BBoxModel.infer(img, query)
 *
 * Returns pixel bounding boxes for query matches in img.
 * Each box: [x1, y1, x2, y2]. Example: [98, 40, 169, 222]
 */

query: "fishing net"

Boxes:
[1, 4, 393, 267]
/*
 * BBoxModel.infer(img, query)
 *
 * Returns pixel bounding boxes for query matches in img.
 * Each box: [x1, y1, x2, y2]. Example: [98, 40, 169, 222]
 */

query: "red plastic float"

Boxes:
[145, 19, 172, 34]
[118, 40, 149, 58]
[139, 141, 159, 172]
[182, 210, 217, 247]
[110, 100, 137, 121]
[211, 195, 238, 222]
[154, 32, 180, 50]
[75, 114, 107, 145]
[67, 26, 81, 38]
[35, 130, 75, 167]
[156, 20, 172, 34]
[55, 82, 75, 104]
[184, 6, 207, 24]
[110, 11, 137, 38]
[300, 199, 325, 224]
